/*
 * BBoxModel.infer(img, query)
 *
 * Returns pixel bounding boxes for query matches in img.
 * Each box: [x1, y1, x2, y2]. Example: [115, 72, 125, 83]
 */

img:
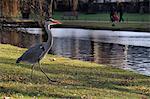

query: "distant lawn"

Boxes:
[29, 12, 150, 31]
[53, 12, 150, 22]
[0, 44, 150, 98]
[52, 12, 150, 32]
[55, 20, 150, 32]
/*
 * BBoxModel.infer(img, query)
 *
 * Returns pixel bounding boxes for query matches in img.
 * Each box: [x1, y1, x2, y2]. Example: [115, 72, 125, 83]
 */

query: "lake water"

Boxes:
[1, 28, 150, 76]
[51, 28, 150, 76]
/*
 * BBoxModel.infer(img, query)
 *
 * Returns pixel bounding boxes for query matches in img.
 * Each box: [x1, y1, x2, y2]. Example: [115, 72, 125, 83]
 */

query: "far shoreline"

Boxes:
[53, 20, 150, 32]
[55, 25, 150, 32]
[2, 19, 150, 32]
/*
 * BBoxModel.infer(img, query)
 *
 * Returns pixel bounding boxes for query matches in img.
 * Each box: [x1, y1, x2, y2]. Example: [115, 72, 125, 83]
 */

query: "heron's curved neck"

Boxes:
[44, 24, 53, 50]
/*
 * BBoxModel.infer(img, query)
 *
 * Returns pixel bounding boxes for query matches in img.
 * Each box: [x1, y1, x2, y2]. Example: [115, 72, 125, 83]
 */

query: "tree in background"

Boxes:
[73, 0, 78, 12]
[48, 0, 54, 18]
[31, 0, 54, 19]
[0, 0, 2, 17]
[20, 0, 31, 19]
[1, 0, 20, 17]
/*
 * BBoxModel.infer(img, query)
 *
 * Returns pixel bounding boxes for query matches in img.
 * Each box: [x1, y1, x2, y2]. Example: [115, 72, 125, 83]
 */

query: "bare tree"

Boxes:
[1, 0, 20, 18]
[29, 0, 55, 23]
[53, 0, 57, 9]
[72, 0, 78, 11]
[49, 0, 54, 18]
[0, 0, 2, 17]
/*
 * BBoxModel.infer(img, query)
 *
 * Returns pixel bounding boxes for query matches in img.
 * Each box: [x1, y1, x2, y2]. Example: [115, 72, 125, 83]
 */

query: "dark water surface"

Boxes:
[51, 28, 150, 76]
[1, 28, 150, 76]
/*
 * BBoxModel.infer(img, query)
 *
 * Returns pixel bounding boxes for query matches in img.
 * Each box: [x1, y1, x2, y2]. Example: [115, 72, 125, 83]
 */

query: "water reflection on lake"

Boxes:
[0, 28, 43, 48]
[51, 28, 150, 76]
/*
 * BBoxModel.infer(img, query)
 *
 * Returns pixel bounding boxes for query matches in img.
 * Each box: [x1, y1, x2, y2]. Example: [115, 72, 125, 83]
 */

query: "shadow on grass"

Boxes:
[0, 57, 149, 97]
[0, 86, 80, 98]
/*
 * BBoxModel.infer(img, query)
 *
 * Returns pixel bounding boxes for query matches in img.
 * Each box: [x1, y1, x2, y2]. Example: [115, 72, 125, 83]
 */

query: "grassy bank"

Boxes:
[52, 12, 150, 32]
[53, 12, 150, 22]
[57, 20, 150, 32]
[0, 44, 150, 99]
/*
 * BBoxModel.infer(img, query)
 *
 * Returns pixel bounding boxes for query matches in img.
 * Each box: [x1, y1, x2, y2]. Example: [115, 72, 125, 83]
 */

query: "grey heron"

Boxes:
[16, 18, 61, 82]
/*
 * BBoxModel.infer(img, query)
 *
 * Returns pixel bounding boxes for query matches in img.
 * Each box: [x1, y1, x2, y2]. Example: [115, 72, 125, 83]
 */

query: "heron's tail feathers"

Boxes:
[16, 58, 22, 63]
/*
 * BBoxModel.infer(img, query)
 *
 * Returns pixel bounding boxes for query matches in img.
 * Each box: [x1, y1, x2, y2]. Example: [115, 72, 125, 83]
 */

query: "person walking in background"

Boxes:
[110, 6, 115, 22]
[113, 12, 119, 22]
[118, 2, 124, 22]
[110, 5, 118, 26]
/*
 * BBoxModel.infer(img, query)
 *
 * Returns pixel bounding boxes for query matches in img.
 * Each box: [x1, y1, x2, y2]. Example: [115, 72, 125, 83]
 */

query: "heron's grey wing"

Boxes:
[19, 43, 45, 63]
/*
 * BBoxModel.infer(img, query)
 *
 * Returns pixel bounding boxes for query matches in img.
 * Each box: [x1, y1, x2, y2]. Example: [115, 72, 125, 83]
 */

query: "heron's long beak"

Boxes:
[51, 19, 62, 25]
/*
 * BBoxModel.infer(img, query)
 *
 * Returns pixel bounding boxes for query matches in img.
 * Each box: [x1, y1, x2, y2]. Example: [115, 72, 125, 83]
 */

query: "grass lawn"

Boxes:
[57, 20, 150, 32]
[52, 12, 150, 32]
[53, 12, 150, 22]
[0, 44, 150, 98]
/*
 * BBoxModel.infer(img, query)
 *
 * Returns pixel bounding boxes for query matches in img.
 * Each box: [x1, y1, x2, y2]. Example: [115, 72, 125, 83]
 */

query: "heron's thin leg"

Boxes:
[31, 64, 35, 79]
[38, 63, 56, 82]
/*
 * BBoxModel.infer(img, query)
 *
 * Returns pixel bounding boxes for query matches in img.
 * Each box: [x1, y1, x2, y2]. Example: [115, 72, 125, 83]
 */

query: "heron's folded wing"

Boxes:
[19, 44, 45, 63]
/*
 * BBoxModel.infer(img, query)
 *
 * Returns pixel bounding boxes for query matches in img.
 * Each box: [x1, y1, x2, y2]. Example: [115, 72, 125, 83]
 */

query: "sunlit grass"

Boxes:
[0, 44, 150, 98]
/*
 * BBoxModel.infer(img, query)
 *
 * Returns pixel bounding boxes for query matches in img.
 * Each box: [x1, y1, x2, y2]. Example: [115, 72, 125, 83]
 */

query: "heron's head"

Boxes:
[49, 18, 62, 25]
[45, 18, 62, 30]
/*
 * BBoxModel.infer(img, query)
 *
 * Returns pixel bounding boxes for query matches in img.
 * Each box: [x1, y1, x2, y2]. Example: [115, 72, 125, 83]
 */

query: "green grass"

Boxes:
[57, 21, 150, 32]
[52, 12, 150, 32]
[0, 44, 150, 99]
[53, 12, 150, 22]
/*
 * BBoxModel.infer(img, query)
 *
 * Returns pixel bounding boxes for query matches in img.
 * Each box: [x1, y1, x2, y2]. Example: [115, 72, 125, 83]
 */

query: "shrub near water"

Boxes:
[0, 44, 150, 98]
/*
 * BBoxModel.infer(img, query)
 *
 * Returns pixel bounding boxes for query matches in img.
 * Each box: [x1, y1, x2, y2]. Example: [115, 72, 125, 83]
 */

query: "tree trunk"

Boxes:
[2, 0, 20, 17]
[0, 0, 2, 17]
[39, 0, 44, 16]
[48, 0, 54, 18]
[72, 0, 78, 11]
[53, 0, 57, 10]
